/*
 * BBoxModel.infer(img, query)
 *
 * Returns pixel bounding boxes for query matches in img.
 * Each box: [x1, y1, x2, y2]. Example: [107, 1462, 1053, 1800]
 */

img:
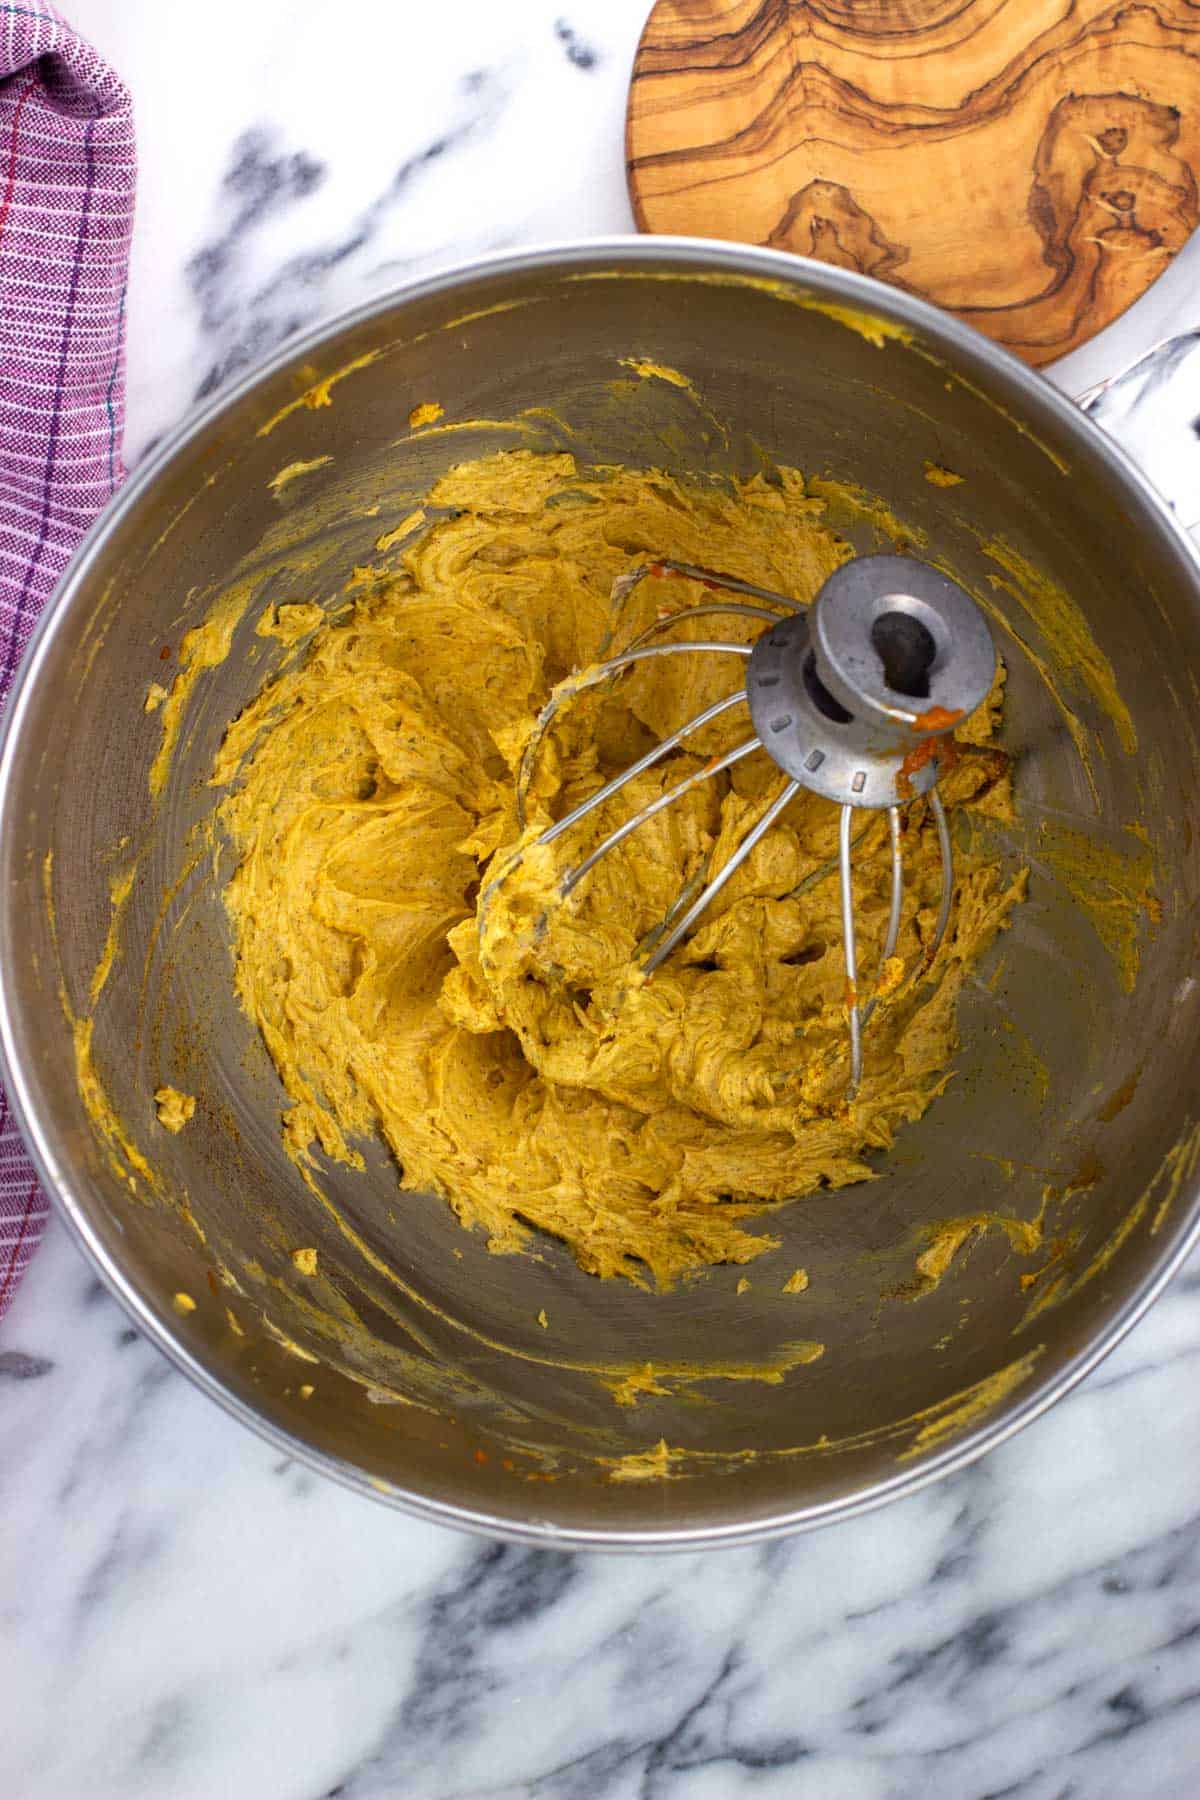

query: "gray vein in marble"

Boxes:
[188, 68, 510, 404]
[0, 1348, 53, 1380]
[554, 18, 599, 71]
[134, 1696, 192, 1776]
[75, 1513, 171, 1621]
[54, 1343, 176, 1509]
[327, 1548, 581, 1795]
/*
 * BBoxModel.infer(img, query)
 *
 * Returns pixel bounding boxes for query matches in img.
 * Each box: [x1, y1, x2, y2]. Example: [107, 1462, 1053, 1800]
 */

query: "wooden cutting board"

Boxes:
[626, 0, 1200, 366]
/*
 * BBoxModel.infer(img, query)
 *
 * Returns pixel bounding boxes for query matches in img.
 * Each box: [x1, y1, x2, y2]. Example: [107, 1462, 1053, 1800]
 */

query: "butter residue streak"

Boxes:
[912, 1138, 1109, 1301]
[53, 852, 158, 1199]
[984, 536, 1136, 756]
[269, 456, 333, 496]
[602, 1438, 686, 1482]
[1037, 820, 1155, 994]
[601, 1343, 825, 1408]
[899, 1347, 1043, 1460]
[911, 1209, 1045, 1295]
[149, 581, 257, 799]
[73, 1016, 157, 1194]
[798, 299, 914, 350]
[589, 1339, 1048, 1478]
[376, 508, 426, 553]
[262, 1316, 320, 1362]
[566, 270, 911, 352]
[89, 865, 136, 1003]
[257, 350, 380, 439]
[618, 357, 698, 393]
[809, 476, 928, 549]
[1150, 1120, 1200, 1236]
[1020, 1117, 1200, 1331]
[951, 547, 1115, 812]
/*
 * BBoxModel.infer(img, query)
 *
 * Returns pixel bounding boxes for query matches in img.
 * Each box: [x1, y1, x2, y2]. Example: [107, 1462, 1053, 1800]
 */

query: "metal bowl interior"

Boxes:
[3, 241, 1200, 1547]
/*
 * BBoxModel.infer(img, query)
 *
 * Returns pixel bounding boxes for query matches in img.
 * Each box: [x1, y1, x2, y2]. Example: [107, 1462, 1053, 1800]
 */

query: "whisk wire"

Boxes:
[615, 558, 805, 614]
[642, 778, 802, 975]
[885, 806, 904, 957]
[859, 804, 904, 1035]
[541, 689, 747, 851]
[562, 736, 761, 896]
[516, 640, 752, 830]
[839, 804, 863, 1096]
[621, 599, 789, 655]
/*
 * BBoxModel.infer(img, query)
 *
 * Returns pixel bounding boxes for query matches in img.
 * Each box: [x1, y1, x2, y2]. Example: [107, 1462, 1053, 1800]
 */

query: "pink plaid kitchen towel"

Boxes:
[0, 4, 135, 1319]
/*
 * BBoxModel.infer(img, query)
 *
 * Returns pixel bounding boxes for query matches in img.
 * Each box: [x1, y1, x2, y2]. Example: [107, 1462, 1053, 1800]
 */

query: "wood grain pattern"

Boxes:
[626, 0, 1200, 364]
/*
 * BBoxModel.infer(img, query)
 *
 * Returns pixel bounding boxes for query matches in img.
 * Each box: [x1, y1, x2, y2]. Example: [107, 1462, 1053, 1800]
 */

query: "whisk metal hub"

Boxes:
[747, 555, 996, 809]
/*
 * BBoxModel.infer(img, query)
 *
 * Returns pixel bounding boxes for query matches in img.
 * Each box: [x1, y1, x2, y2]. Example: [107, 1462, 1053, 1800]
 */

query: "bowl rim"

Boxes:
[3, 232, 1200, 1550]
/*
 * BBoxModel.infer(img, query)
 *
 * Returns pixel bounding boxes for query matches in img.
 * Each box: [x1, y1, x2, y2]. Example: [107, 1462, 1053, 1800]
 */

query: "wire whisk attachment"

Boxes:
[482, 553, 996, 1098]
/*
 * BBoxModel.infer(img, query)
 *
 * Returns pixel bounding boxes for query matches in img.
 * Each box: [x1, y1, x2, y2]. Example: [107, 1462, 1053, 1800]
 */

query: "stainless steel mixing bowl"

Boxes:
[3, 240, 1199, 1548]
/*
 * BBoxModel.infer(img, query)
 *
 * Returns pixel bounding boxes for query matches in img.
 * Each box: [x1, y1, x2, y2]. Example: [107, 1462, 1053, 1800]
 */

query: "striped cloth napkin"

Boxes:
[0, 5, 135, 1319]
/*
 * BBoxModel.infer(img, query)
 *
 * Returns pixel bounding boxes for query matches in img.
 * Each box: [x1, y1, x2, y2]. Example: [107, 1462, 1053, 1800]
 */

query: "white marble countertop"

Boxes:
[4, 3, 1200, 1795]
